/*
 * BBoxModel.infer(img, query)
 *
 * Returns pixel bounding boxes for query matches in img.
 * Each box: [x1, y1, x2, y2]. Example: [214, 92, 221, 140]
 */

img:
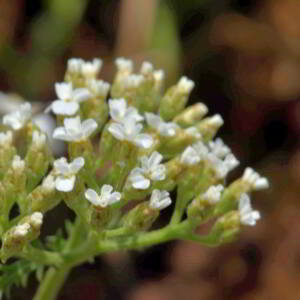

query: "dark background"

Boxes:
[1, 0, 300, 299]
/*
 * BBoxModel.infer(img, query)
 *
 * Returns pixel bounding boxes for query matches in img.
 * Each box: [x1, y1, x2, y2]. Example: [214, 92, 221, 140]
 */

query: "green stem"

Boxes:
[33, 218, 86, 300]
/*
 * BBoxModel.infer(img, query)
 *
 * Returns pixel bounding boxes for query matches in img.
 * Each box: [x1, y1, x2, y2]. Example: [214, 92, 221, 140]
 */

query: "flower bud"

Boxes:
[173, 103, 208, 127]
[195, 115, 224, 142]
[159, 76, 195, 121]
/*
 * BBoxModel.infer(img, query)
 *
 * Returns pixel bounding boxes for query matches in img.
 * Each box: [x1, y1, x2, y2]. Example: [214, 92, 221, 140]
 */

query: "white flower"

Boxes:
[53, 157, 84, 192]
[207, 152, 239, 179]
[81, 58, 102, 78]
[177, 76, 195, 94]
[123, 74, 145, 88]
[12, 155, 25, 171]
[185, 126, 201, 139]
[145, 112, 179, 137]
[85, 185, 121, 207]
[140, 62, 154, 76]
[0, 131, 13, 148]
[3, 102, 32, 130]
[208, 138, 231, 158]
[53, 116, 97, 142]
[242, 167, 269, 191]
[86, 79, 110, 98]
[46, 82, 91, 116]
[108, 118, 153, 148]
[108, 98, 144, 123]
[14, 223, 30, 237]
[149, 189, 172, 210]
[67, 58, 102, 78]
[30, 212, 43, 227]
[32, 130, 46, 150]
[180, 146, 201, 166]
[129, 151, 166, 190]
[201, 184, 224, 204]
[115, 57, 133, 74]
[238, 193, 261, 226]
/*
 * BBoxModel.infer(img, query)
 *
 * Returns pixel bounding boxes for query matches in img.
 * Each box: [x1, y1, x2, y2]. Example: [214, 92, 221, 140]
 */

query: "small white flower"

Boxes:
[238, 193, 261, 226]
[140, 62, 154, 76]
[123, 74, 145, 88]
[130, 151, 166, 190]
[193, 141, 209, 157]
[177, 76, 195, 94]
[206, 152, 239, 179]
[81, 58, 102, 78]
[67, 58, 84, 73]
[12, 155, 25, 171]
[85, 185, 121, 207]
[185, 126, 201, 139]
[180, 146, 201, 166]
[3, 102, 32, 130]
[242, 167, 269, 191]
[14, 223, 30, 237]
[108, 98, 144, 123]
[53, 157, 84, 192]
[145, 112, 179, 137]
[53, 116, 97, 142]
[208, 138, 231, 159]
[115, 57, 133, 74]
[30, 212, 43, 227]
[153, 70, 165, 90]
[32, 130, 46, 150]
[86, 79, 110, 98]
[201, 184, 224, 204]
[0, 131, 13, 148]
[108, 118, 153, 148]
[149, 189, 172, 210]
[46, 82, 91, 116]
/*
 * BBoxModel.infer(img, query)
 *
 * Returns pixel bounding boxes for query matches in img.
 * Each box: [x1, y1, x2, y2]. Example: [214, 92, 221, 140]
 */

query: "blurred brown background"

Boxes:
[1, 0, 300, 299]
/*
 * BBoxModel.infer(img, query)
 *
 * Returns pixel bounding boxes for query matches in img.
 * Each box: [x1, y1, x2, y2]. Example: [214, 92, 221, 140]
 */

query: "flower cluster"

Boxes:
[0, 57, 269, 299]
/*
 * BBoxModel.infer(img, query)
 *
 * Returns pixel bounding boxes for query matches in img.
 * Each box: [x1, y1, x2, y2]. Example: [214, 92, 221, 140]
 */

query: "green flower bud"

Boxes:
[0, 131, 17, 179]
[173, 103, 208, 127]
[195, 115, 224, 142]
[159, 76, 195, 121]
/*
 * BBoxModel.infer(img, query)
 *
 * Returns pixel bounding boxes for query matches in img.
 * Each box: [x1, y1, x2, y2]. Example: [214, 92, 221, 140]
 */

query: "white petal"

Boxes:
[81, 119, 98, 138]
[126, 107, 144, 122]
[3, 114, 22, 130]
[101, 184, 113, 195]
[55, 176, 76, 192]
[52, 127, 73, 142]
[145, 112, 161, 129]
[108, 192, 121, 205]
[109, 98, 127, 122]
[69, 157, 85, 173]
[72, 88, 91, 103]
[54, 158, 69, 174]
[131, 174, 150, 190]
[150, 165, 166, 181]
[52, 100, 79, 116]
[55, 82, 72, 100]
[108, 123, 125, 140]
[134, 134, 153, 148]
[85, 188, 101, 206]
[64, 116, 81, 133]
[148, 151, 163, 166]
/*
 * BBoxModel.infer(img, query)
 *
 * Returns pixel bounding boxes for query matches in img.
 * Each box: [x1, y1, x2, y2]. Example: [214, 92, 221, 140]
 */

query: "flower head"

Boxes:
[208, 138, 231, 159]
[12, 155, 25, 171]
[108, 118, 153, 148]
[180, 141, 208, 166]
[3, 102, 32, 130]
[46, 82, 91, 116]
[149, 189, 172, 210]
[129, 151, 166, 190]
[53, 116, 97, 142]
[145, 112, 179, 137]
[53, 157, 84, 192]
[67, 58, 102, 78]
[14, 223, 30, 237]
[86, 79, 110, 98]
[238, 193, 260, 226]
[85, 185, 121, 207]
[108, 98, 143, 123]
[242, 167, 269, 191]
[201, 184, 224, 204]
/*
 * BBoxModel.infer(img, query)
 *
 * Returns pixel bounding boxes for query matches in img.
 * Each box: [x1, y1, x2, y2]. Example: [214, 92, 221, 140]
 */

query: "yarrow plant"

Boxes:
[0, 57, 269, 300]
